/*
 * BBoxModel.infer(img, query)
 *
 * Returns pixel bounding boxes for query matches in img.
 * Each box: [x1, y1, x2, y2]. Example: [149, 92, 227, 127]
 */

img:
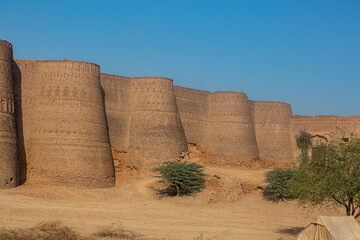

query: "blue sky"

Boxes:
[1, 0, 359, 116]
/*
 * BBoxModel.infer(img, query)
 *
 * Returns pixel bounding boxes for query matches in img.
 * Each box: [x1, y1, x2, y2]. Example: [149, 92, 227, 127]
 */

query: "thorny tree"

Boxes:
[294, 138, 360, 218]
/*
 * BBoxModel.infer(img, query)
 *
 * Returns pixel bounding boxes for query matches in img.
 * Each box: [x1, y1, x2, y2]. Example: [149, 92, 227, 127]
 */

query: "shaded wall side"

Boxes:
[100, 74, 130, 151]
[173, 86, 209, 145]
[205, 92, 259, 166]
[0, 40, 18, 188]
[251, 101, 293, 161]
[14, 59, 114, 187]
[128, 78, 188, 171]
[291, 115, 360, 157]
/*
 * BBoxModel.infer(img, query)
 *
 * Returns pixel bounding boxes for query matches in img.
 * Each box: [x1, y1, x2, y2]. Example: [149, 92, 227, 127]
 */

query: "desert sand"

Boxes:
[0, 165, 342, 240]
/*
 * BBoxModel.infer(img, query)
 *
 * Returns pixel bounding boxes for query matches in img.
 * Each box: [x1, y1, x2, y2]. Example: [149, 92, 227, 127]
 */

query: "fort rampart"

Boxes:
[0, 40, 17, 188]
[1, 38, 360, 188]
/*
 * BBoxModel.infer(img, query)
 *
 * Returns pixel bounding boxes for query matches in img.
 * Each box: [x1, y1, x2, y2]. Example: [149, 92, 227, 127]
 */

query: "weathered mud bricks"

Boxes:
[128, 77, 188, 171]
[174, 86, 209, 145]
[13, 59, 114, 187]
[0, 40, 18, 188]
[206, 92, 259, 165]
[250, 101, 293, 161]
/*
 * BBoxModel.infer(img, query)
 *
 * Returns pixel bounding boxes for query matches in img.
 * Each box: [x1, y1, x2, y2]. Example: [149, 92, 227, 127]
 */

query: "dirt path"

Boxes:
[0, 167, 342, 239]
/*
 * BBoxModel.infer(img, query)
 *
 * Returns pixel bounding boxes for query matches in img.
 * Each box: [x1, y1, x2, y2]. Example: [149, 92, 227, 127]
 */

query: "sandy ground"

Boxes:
[0, 166, 343, 240]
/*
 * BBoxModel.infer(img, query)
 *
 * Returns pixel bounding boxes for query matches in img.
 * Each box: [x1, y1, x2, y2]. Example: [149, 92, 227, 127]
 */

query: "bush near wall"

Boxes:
[264, 168, 297, 201]
[153, 161, 206, 196]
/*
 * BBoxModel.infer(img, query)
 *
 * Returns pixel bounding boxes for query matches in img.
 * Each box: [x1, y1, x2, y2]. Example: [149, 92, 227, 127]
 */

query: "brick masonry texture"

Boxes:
[0, 40, 18, 188]
[1, 38, 360, 188]
[13, 59, 115, 187]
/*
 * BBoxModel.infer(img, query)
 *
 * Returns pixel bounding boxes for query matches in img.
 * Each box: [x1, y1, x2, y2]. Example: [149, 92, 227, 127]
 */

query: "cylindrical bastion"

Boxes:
[205, 91, 259, 166]
[13, 59, 115, 187]
[0, 40, 18, 188]
[128, 77, 188, 171]
[251, 101, 293, 161]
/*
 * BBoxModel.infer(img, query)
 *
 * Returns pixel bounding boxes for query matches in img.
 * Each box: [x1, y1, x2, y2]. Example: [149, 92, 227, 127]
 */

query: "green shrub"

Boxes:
[264, 168, 297, 201]
[153, 160, 206, 196]
[296, 130, 312, 158]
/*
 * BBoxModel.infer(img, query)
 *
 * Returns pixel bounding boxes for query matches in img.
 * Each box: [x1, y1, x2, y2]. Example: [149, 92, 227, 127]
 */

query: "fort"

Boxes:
[1, 38, 360, 188]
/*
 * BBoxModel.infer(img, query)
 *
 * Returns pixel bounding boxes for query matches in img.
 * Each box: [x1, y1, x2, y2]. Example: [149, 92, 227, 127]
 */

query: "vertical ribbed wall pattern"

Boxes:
[128, 77, 188, 171]
[251, 101, 293, 161]
[0, 40, 17, 188]
[13, 59, 114, 187]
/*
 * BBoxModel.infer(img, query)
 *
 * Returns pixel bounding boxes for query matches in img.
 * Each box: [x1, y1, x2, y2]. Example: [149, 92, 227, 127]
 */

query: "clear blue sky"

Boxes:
[1, 0, 359, 116]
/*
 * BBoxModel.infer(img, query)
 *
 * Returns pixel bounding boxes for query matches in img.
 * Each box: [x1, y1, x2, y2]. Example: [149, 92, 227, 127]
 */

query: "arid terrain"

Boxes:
[0, 164, 342, 240]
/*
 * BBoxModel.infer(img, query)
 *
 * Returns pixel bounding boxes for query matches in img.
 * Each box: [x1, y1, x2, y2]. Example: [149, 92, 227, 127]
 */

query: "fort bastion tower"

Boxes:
[0, 40, 18, 188]
[206, 91, 259, 166]
[128, 77, 188, 171]
[250, 101, 293, 161]
[13, 59, 115, 187]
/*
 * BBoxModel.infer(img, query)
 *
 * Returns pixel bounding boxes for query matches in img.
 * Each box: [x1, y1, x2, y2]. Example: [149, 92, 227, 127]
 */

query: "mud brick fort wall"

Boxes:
[1, 38, 360, 188]
[0, 40, 17, 188]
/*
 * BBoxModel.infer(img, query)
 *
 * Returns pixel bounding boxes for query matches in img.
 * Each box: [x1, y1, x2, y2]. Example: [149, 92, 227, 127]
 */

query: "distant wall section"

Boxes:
[291, 115, 360, 156]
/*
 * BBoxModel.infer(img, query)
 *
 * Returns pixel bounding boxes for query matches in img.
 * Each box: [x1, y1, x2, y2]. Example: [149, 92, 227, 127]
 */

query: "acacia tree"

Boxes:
[294, 138, 360, 218]
[296, 130, 312, 159]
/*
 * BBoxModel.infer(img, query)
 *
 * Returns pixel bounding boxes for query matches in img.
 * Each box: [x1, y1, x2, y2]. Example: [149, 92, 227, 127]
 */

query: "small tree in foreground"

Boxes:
[153, 161, 206, 196]
[296, 130, 312, 159]
[294, 138, 360, 218]
[264, 168, 297, 201]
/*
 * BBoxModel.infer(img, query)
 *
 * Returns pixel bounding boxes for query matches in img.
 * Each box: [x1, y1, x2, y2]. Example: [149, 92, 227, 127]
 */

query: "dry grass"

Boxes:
[93, 226, 144, 239]
[0, 221, 89, 240]
[0, 221, 156, 240]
